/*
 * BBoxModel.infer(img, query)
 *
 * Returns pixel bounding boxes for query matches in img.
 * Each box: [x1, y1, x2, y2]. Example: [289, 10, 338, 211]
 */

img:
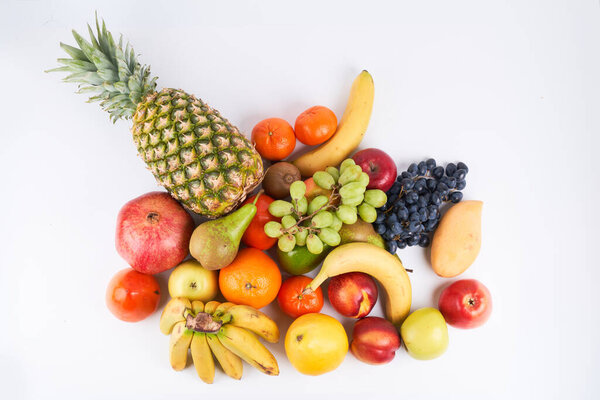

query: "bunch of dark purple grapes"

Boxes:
[375, 159, 469, 253]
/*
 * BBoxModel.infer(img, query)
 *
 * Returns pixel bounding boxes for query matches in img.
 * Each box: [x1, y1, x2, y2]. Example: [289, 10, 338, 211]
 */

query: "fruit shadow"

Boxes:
[155, 270, 173, 310]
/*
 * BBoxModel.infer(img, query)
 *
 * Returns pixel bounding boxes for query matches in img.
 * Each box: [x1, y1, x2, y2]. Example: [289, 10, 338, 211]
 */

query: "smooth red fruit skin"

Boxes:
[438, 279, 492, 329]
[350, 317, 401, 365]
[115, 192, 194, 274]
[106, 268, 160, 322]
[352, 148, 397, 192]
[241, 194, 279, 250]
[277, 276, 324, 318]
[328, 272, 378, 318]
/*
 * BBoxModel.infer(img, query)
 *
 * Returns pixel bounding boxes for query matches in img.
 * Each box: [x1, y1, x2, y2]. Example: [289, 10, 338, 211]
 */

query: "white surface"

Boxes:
[0, 1, 598, 399]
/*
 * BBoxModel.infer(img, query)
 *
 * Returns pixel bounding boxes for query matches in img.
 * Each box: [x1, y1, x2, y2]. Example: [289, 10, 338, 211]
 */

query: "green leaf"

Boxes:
[72, 29, 114, 72]
[59, 42, 88, 61]
[97, 67, 118, 82]
[57, 58, 96, 72]
[113, 81, 128, 93]
[63, 71, 104, 85]
[86, 24, 100, 50]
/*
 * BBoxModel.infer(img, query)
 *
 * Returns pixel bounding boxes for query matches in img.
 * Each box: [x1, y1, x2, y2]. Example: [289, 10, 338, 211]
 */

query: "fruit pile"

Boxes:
[264, 159, 387, 254]
[52, 15, 493, 383]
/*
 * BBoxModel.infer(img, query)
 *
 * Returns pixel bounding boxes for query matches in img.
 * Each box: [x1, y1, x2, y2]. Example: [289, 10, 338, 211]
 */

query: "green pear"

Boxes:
[189, 194, 260, 270]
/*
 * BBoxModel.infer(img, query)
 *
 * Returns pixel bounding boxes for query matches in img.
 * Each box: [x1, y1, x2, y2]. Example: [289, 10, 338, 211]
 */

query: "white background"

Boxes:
[0, 1, 598, 399]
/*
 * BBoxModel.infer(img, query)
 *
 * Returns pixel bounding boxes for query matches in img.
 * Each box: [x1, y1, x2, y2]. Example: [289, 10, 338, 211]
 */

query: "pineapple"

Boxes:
[49, 16, 263, 217]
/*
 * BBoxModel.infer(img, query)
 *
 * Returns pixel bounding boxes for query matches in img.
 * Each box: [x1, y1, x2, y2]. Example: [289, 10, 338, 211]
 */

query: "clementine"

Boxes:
[251, 118, 296, 161]
[219, 248, 282, 309]
[294, 106, 337, 146]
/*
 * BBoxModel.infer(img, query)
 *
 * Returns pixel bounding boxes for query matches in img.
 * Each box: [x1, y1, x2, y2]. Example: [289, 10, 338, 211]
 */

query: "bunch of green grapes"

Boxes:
[317, 158, 387, 225]
[263, 158, 387, 254]
[263, 180, 342, 254]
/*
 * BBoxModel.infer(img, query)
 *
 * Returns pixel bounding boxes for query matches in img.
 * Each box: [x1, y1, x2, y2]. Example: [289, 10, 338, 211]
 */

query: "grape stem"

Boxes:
[284, 185, 341, 236]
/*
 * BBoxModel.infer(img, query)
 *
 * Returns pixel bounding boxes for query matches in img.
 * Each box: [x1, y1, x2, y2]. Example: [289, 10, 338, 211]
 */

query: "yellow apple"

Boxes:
[168, 260, 218, 301]
[400, 307, 448, 360]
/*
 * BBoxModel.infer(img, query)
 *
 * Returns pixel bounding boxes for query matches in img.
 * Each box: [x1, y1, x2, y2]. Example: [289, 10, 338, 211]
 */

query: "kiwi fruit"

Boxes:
[262, 162, 301, 199]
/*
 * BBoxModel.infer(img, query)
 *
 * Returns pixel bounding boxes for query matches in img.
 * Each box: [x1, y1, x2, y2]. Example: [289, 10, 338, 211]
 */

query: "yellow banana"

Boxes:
[190, 332, 215, 384]
[292, 70, 374, 177]
[159, 297, 191, 335]
[203, 301, 221, 314]
[206, 333, 243, 380]
[191, 300, 204, 314]
[305, 242, 412, 326]
[217, 324, 279, 376]
[169, 321, 193, 371]
[212, 302, 235, 319]
[219, 305, 280, 343]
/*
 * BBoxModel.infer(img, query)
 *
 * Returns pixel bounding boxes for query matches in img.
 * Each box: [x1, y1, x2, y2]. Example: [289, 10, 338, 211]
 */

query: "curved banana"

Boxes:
[160, 297, 191, 335]
[190, 332, 215, 384]
[212, 302, 236, 319]
[191, 300, 204, 314]
[169, 321, 193, 371]
[217, 325, 279, 376]
[305, 242, 412, 326]
[292, 70, 374, 177]
[219, 305, 279, 343]
[206, 333, 243, 380]
[203, 300, 221, 315]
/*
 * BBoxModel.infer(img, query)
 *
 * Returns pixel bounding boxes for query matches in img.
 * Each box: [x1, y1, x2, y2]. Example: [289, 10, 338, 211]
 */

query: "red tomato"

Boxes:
[277, 276, 323, 318]
[241, 193, 279, 250]
[106, 268, 160, 322]
[294, 106, 337, 146]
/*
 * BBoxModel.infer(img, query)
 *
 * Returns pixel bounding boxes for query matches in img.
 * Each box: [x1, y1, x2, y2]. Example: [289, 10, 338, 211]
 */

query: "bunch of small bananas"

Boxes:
[160, 298, 280, 383]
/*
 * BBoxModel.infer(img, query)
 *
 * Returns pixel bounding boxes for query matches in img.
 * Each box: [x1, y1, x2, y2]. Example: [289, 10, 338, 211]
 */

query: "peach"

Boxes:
[304, 177, 332, 201]
[327, 272, 377, 318]
[350, 317, 401, 365]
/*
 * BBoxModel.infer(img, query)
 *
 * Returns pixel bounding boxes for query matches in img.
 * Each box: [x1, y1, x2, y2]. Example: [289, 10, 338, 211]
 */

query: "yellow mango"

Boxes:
[431, 200, 483, 277]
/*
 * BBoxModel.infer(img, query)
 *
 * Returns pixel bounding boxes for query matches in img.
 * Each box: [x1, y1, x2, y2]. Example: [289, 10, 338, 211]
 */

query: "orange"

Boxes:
[218, 248, 282, 309]
[251, 118, 296, 161]
[294, 106, 337, 146]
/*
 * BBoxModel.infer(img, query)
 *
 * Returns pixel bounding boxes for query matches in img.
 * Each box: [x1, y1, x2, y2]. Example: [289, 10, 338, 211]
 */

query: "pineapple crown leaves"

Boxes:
[47, 14, 157, 122]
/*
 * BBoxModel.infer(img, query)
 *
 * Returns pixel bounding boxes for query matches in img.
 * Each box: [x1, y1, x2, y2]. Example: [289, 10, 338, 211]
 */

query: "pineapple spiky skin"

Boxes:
[132, 89, 263, 217]
[48, 15, 264, 217]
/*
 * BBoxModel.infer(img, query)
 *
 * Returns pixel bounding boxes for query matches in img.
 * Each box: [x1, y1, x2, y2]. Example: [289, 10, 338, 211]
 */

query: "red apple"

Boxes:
[328, 272, 378, 318]
[350, 317, 401, 365]
[352, 148, 397, 192]
[116, 192, 194, 274]
[438, 279, 492, 329]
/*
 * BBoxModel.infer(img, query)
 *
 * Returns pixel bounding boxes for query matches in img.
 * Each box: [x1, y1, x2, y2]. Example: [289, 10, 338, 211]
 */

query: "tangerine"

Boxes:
[251, 118, 296, 161]
[219, 248, 282, 308]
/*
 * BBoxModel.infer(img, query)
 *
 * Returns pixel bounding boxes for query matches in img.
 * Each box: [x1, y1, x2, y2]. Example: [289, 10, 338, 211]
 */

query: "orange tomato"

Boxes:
[241, 193, 279, 250]
[277, 276, 323, 318]
[251, 118, 296, 160]
[294, 106, 338, 146]
[219, 248, 282, 309]
[106, 268, 160, 322]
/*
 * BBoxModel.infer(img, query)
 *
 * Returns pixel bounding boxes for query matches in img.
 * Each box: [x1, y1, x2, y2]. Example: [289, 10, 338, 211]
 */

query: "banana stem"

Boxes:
[186, 312, 223, 333]
[303, 272, 329, 295]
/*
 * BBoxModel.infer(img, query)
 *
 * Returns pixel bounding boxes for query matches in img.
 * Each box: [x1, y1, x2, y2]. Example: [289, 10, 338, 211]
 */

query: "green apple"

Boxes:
[400, 307, 448, 360]
[168, 260, 218, 301]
